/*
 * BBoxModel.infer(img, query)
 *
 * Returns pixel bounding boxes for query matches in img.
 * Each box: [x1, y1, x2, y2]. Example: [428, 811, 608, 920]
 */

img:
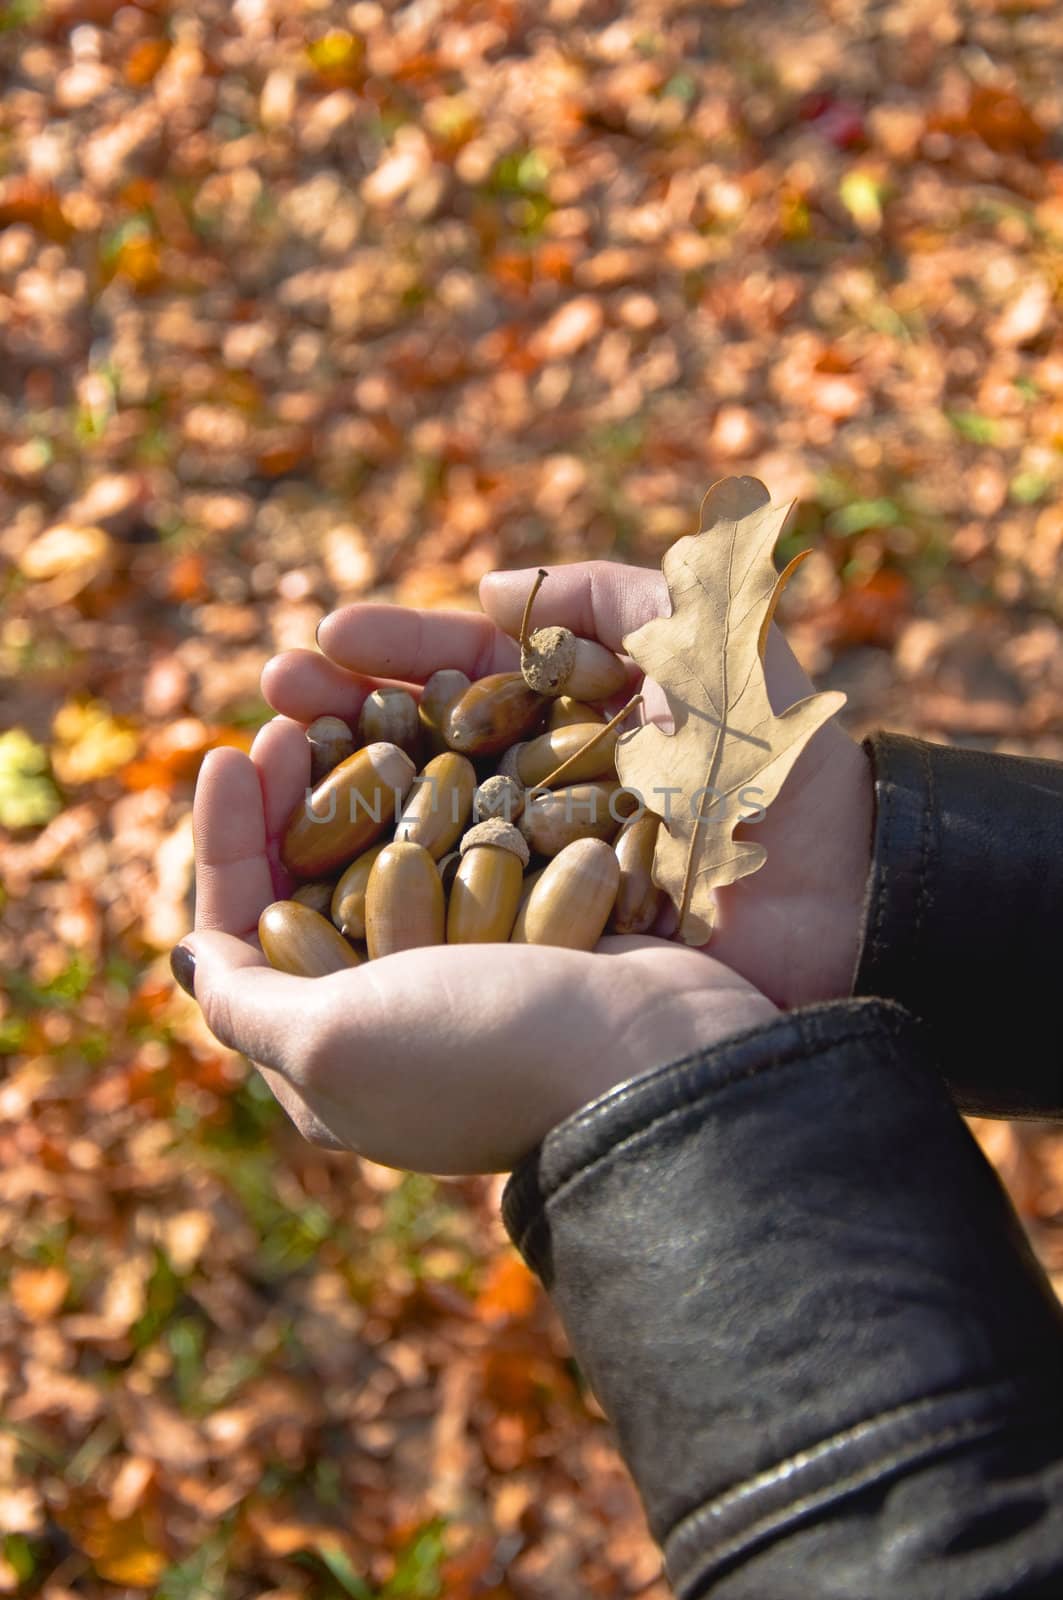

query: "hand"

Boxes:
[262, 561, 873, 1008]
[179, 734, 776, 1174]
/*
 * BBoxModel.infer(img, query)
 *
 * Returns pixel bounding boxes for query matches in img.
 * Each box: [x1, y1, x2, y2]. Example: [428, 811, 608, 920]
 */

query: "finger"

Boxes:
[315, 604, 519, 683]
[250, 715, 310, 838]
[179, 929, 325, 1073]
[193, 747, 273, 937]
[482, 563, 816, 712]
[479, 561, 668, 653]
[249, 715, 310, 902]
[261, 649, 424, 725]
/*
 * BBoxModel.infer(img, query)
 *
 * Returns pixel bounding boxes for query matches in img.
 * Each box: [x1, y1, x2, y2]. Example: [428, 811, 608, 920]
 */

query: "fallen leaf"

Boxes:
[0, 730, 63, 830]
[244, 1500, 363, 1561]
[71, 1501, 168, 1586]
[0, 1485, 45, 1537]
[52, 700, 139, 785]
[616, 477, 846, 944]
[117, 1391, 209, 1472]
[819, 569, 912, 649]
[475, 1255, 538, 1325]
[18, 523, 114, 595]
[10, 1265, 70, 1322]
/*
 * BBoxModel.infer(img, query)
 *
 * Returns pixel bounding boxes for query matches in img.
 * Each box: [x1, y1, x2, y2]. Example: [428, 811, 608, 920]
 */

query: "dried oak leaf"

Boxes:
[615, 476, 845, 945]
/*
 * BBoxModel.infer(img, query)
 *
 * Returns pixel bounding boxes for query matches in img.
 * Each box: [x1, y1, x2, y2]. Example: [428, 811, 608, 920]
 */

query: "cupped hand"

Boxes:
[180, 736, 776, 1174]
[262, 561, 872, 1009]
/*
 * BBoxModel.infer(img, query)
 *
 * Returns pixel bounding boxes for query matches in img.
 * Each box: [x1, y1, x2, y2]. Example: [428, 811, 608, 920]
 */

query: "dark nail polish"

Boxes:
[170, 944, 196, 996]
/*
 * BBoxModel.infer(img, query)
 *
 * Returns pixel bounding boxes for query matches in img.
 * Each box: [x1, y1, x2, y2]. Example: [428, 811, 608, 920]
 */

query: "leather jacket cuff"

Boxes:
[501, 999, 1063, 1599]
[852, 731, 1063, 1117]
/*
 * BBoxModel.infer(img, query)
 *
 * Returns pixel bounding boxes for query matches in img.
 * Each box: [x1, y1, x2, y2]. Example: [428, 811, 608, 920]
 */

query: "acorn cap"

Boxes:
[459, 819, 530, 866]
[498, 744, 526, 782]
[522, 626, 576, 694]
[475, 773, 524, 820]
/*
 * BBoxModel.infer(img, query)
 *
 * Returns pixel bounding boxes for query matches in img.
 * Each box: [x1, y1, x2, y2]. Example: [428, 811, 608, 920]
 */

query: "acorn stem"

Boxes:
[519, 568, 550, 653]
[536, 693, 643, 789]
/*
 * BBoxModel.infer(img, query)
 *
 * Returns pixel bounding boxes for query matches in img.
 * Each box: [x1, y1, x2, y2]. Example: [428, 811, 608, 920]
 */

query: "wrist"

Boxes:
[535, 948, 779, 1144]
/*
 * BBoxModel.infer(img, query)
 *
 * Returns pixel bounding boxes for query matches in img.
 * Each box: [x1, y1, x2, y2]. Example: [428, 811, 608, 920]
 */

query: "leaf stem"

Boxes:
[537, 693, 643, 788]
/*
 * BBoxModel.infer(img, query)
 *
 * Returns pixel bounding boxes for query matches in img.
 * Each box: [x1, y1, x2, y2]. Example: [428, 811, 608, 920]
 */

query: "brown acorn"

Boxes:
[281, 742, 415, 878]
[547, 696, 608, 731]
[611, 812, 663, 935]
[419, 669, 471, 755]
[444, 672, 547, 756]
[518, 570, 627, 701]
[330, 840, 389, 940]
[306, 716, 355, 784]
[291, 879, 338, 917]
[358, 688, 421, 760]
[395, 752, 476, 859]
[446, 820, 529, 944]
[500, 721, 621, 789]
[511, 838, 620, 950]
[259, 901, 361, 976]
[365, 840, 445, 959]
[508, 865, 547, 942]
[519, 782, 638, 857]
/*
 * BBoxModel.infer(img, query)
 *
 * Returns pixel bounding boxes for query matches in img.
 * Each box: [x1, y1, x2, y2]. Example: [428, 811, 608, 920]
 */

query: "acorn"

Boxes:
[330, 840, 389, 940]
[259, 900, 361, 976]
[518, 570, 627, 701]
[447, 820, 529, 944]
[611, 812, 663, 935]
[358, 688, 421, 760]
[395, 751, 476, 859]
[365, 840, 445, 959]
[509, 864, 547, 942]
[291, 879, 337, 917]
[547, 696, 608, 731]
[443, 672, 547, 756]
[499, 721, 621, 789]
[519, 781, 638, 857]
[473, 773, 524, 823]
[511, 838, 621, 950]
[419, 669, 471, 756]
[281, 742, 415, 878]
[306, 715, 355, 785]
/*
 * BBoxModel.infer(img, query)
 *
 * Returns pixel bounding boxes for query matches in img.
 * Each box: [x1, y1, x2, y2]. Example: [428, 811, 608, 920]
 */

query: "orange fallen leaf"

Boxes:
[819, 569, 912, 649]
[124, 37, 171, 86]
[71, 1502, 168, 1586]
[475, 1254, 538, 1325]
[244, 1501, 364, 1561]
[11, 1265, 70, 1322]
[166, 551, 209, 603]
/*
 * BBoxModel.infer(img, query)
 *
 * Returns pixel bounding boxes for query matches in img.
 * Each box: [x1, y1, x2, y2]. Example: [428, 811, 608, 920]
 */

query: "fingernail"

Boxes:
[315, 615, 327, 649]
[169, 944, 196, 996]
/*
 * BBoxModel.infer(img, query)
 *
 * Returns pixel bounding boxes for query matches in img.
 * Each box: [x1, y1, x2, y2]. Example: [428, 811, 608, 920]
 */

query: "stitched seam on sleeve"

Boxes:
[512, 1012, 919, 1248]
[668, 1380, 1008, 1543]
[669, 1406, 1019, 1592]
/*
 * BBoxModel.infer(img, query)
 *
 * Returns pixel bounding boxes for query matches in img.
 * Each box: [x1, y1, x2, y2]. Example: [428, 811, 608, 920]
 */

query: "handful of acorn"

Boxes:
[259, 572, 663, 977]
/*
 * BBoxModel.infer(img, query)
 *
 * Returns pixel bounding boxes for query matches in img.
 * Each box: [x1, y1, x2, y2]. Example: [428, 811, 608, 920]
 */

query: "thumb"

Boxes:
[479, 561, 668, 654]
[174, 930, 317, 1075]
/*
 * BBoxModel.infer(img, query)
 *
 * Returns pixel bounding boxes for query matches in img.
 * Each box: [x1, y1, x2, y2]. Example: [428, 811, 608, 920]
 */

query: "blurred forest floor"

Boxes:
[1, 0, 1062, 1594]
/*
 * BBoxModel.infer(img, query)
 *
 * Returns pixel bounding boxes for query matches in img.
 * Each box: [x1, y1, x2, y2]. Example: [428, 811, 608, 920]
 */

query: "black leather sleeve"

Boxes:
[853, 732, 1063, 1117]
[501, 999, 1063, 1599]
